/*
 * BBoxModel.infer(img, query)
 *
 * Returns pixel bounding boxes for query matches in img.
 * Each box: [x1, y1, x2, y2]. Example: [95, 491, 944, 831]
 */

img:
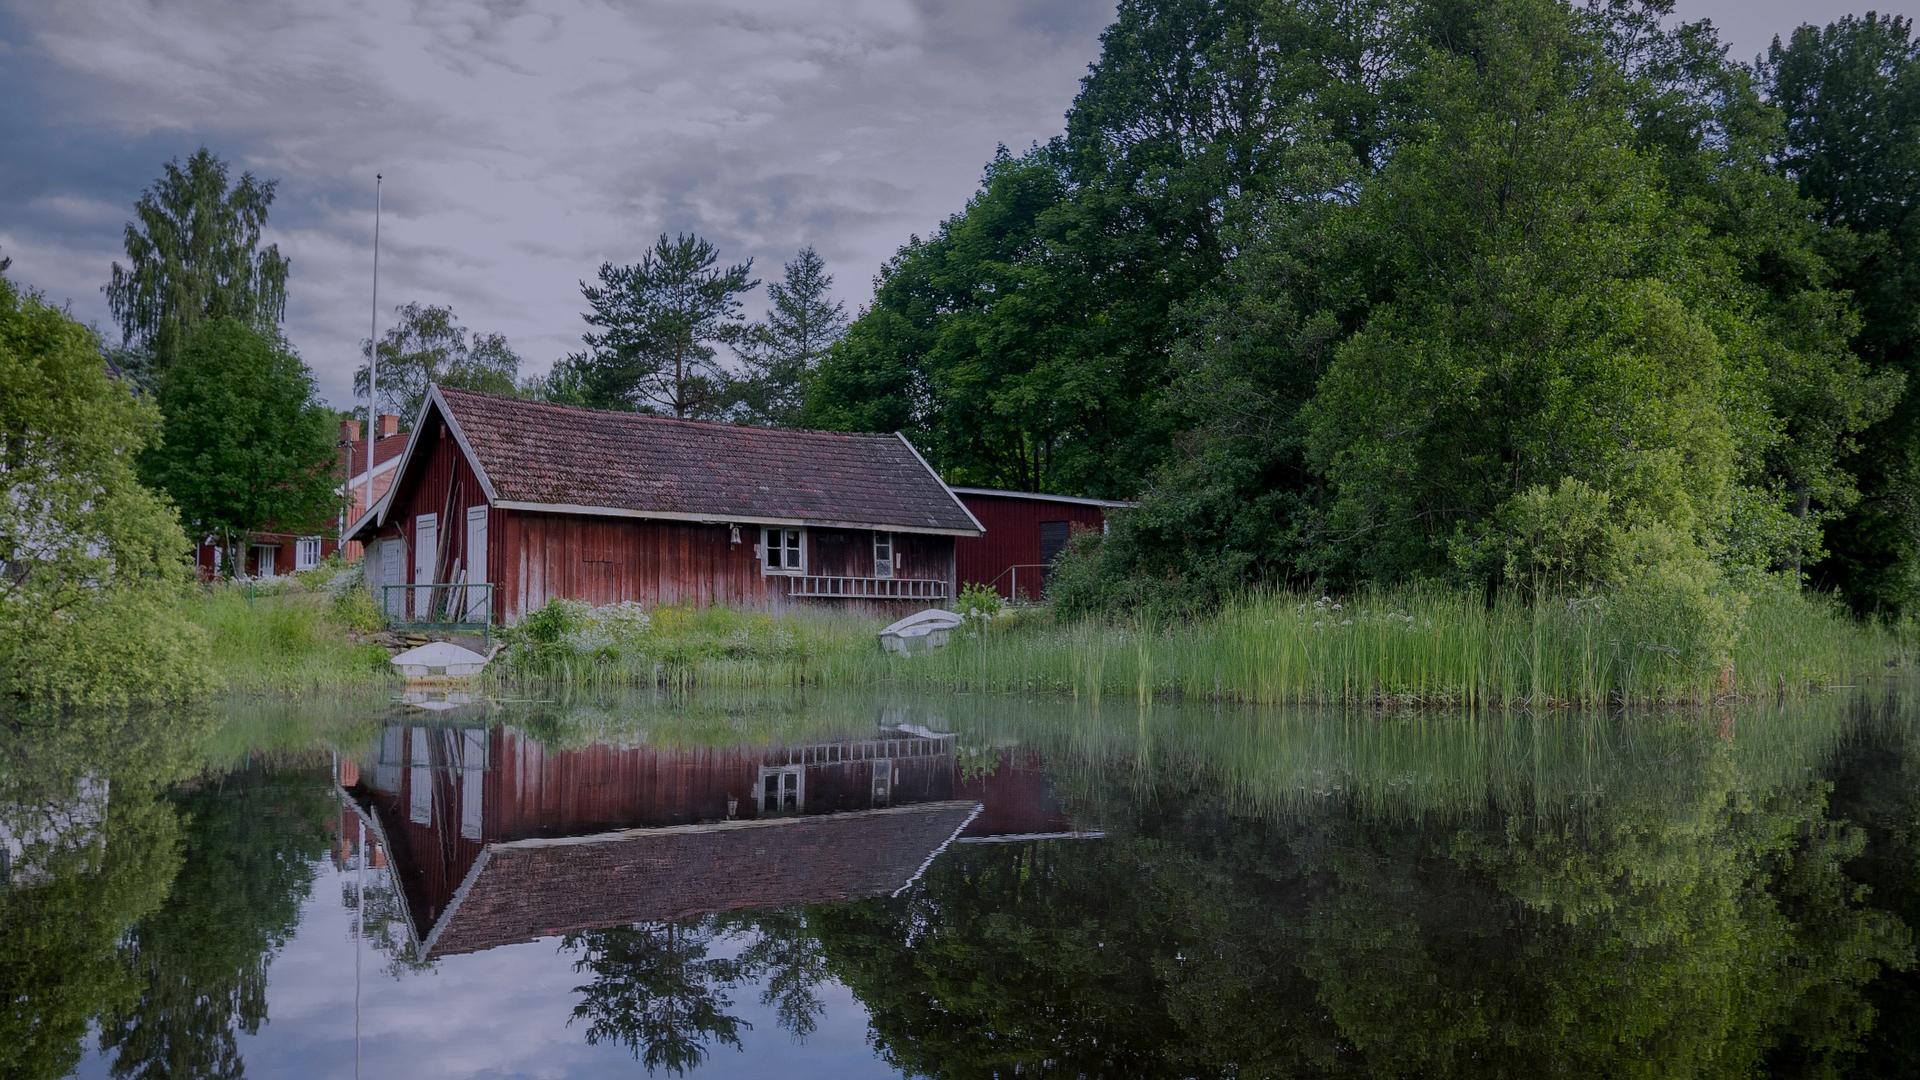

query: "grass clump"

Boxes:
[867, 585, 1911, 708]
[494, 599, 877, 690]
[181, 582, 391, 694]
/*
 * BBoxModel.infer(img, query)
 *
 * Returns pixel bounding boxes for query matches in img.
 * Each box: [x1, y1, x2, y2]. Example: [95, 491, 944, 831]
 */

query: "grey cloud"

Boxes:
[10, 0, 1897, 405]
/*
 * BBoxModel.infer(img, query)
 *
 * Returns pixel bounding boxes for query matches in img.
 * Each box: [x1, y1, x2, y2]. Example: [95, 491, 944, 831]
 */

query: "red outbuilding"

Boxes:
[952, 487, 1135, 601]
[347, 386, 985, 626]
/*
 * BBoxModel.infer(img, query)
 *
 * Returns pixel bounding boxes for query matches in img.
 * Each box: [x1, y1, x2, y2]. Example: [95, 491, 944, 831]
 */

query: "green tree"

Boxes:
[1762, 14, 1920, 612]
[103, 149, 290, 382]
[570, 233, 756, 418]
[0, 708, 206, 1080]
[99, 764, 333, 1080]
[730, 247, 844, 427]
[810, 0, 1390, 494]
[564, 921, 750, 1074]
[0, 275, 211, 705]
[141, 318, 338, 571]
[351, 301, 522, 421]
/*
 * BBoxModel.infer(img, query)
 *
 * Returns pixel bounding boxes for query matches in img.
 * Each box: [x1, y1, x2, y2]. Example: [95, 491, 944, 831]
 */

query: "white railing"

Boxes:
[789, 575, 949, 600]
[770, 734, 956, 767]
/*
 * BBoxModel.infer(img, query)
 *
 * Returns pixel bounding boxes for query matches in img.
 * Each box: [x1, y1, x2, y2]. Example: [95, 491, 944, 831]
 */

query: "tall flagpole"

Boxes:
[365, 173, 382, 514]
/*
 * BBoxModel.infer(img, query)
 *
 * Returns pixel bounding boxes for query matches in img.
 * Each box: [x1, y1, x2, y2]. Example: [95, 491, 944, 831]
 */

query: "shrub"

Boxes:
[955, 583, 1004, 628]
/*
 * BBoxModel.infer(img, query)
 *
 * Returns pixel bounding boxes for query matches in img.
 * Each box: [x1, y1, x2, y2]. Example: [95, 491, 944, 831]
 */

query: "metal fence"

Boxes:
[380, 582, 494, 634]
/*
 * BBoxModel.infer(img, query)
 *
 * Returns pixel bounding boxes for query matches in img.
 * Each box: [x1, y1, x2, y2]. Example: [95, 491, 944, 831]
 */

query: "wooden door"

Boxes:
[413, 513, 437, 619]
[464, 506, 489, 622]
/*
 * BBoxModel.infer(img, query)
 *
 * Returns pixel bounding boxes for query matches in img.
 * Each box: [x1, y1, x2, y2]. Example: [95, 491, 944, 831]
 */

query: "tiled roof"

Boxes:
[341, 432, 408, 479]
[435, 387, 981, 534]
[427, 802, 981, 956]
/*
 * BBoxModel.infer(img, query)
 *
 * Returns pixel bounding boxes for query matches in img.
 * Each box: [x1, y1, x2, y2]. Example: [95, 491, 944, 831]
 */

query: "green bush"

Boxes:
[955, 583, 1004, 628]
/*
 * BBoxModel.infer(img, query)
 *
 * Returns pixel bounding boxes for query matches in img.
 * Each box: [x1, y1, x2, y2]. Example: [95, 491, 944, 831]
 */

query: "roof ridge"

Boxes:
[435, 384, 895, 441]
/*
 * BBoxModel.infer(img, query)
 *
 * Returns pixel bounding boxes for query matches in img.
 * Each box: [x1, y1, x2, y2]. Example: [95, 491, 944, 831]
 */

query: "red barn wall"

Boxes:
[954, 494, 1109, 600]
[498, 513, 955, 621]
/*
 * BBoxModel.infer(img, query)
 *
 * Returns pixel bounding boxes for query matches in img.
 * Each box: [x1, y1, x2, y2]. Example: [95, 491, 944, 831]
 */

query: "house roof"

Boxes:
[413, 801, 982, 957]
[419, 386, 982, 536]
[949, 487, 1138, 510]
[342, 431, 409, 481]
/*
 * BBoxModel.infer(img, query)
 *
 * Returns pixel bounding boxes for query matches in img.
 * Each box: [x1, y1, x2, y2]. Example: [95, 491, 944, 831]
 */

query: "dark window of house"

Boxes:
[1039, 521, 1071, 566]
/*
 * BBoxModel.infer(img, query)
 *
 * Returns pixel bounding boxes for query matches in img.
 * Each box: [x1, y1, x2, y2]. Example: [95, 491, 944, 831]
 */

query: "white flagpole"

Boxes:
[365, 173, 382, 515]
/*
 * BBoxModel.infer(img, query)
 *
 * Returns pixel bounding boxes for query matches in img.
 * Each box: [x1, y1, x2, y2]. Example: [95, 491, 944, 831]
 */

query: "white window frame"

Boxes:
[873, 532, 894, 579]
[294, 536, 322, 571]
[758, 765, 804, 814]
[760, 527, 806, 575]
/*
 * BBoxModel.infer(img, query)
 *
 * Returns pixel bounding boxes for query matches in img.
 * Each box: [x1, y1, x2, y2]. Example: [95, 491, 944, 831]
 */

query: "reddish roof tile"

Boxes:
[427, 802, 981, 956]
[435, 387, 981, 534]
[341, 431, 409, 479]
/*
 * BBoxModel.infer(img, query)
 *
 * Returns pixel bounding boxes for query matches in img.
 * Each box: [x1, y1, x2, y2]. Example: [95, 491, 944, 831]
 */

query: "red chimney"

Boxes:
[377, 414, 400, 438]
[340, 417, 362, 444]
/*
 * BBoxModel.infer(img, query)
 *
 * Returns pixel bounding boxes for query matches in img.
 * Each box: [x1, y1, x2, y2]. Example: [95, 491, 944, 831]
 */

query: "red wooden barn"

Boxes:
[952, 487, 1135, 601]
[347, 386, 984, 625]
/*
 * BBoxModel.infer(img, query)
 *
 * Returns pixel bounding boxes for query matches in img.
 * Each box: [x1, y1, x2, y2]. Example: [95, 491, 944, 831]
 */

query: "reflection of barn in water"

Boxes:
[338, 722, 1091, 958]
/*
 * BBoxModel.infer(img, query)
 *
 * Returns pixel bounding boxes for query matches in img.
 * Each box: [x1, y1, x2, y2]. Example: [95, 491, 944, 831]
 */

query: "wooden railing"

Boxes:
[788, 575, 949, 600]
[984, 563, 1050, 602]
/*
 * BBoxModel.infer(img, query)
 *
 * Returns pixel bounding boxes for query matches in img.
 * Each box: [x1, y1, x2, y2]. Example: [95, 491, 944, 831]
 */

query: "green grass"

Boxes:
[483, 585, 1909, 708]
[182, 585, 392, 694]
[866, 585, 1910, 708]
[180, 573, 1908, 708]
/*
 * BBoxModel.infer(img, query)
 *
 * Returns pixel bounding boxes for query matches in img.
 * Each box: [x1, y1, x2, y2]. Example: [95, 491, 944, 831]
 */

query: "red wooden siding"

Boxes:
[366, 407, 499, 619]
[955, 493, 1110, 600]
[498, 513, 955, 621]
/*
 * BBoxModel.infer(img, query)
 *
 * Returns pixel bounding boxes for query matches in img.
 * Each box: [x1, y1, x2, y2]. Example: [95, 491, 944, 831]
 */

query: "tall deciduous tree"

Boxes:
[0, 275, 210, 705]
[731, 247, 845, 427]
[141, 319, 337, 571]
[351, 301, 522, 422]
[104, 149, 289, 380]
[571, 233, 756, 418]
[1763, 14, 1920, 613]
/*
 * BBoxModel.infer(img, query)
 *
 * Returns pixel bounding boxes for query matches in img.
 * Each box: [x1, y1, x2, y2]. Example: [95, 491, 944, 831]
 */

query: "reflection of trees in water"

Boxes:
[802, 703, 1920, 1078]
[338, 867, 433, 979]
[565, 921, 750, 1074]
[0, 710, 211, 1080]
[564, 911, 833, 1074]
[96, 764, 333, 1079]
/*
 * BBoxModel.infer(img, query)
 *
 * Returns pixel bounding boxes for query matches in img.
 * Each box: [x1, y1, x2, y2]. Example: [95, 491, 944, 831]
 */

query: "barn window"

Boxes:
[761, 527, 805, 574]
[873, 532, 893, 579]
[295, 536, 322, 571]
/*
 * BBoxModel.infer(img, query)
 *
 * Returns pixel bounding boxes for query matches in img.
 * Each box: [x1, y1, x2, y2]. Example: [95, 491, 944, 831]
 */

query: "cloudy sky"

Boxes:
[2, 0, 1913, 412]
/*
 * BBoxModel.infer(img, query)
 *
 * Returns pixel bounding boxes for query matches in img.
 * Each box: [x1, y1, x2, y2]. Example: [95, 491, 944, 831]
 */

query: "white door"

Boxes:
[380, 538, 406, 617]
[254, 544, 276, 578]
[413, 513, 437, 619]
[465, 506, 489, 623]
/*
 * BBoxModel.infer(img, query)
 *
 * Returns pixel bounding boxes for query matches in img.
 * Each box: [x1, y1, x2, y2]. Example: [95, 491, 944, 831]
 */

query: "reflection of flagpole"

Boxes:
[356, 814, 365, 1080]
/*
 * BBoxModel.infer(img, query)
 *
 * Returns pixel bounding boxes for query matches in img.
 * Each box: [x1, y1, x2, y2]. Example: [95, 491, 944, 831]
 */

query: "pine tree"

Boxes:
[572, 233, 756, 418]
[732, 247, 845, 427]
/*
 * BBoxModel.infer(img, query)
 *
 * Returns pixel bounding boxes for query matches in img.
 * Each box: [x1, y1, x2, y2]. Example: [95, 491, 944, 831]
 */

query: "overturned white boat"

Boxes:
[879, 609, 964, 655]
[390, 641, 493, 679]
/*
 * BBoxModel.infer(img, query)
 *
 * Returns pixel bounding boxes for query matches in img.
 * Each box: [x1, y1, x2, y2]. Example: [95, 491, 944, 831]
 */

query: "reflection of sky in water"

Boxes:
[73, 854, 897, 1079]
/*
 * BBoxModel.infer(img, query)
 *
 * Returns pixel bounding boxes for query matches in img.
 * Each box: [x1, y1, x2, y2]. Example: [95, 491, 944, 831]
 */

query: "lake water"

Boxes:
[6, 687, 1919, 1078]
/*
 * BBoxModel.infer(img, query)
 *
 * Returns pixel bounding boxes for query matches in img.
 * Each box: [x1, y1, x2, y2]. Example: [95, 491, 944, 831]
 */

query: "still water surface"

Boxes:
[6, 688, 1920, 1078]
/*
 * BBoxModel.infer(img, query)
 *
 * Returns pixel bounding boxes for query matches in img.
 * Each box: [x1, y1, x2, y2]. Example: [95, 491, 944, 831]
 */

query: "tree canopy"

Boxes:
[0, 274, 210, 705]
[562, 233, 756, 418]
[141, 318, 339, 564]
[104, 148, 290, 381]
[352, 300, 522, 422]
